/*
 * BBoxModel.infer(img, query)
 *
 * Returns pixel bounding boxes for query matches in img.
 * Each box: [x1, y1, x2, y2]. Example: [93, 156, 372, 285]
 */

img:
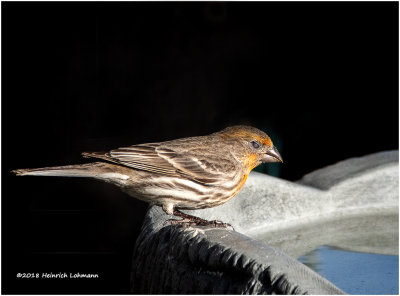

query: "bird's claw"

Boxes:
[163, 218, 234, 230]
[163, 218, 195, 227]
[210, 219, 235, 230]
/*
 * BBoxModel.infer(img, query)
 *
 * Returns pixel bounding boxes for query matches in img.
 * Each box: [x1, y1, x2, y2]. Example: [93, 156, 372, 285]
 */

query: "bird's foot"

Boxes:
[165, 218, 234, 230]
[163, 209, 234, 230]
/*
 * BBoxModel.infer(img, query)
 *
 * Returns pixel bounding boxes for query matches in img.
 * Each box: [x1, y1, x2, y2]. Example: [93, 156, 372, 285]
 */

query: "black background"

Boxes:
[2, 1, 398, 294]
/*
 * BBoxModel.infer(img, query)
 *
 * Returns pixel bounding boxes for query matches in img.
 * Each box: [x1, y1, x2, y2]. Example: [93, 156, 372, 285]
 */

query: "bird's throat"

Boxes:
[244, 154, 260, 172]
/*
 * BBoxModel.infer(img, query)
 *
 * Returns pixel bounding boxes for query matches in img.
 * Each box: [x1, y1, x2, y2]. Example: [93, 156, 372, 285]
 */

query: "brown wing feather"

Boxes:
[109, 144, 180, 176]
[156, 147, 223, 184]
[84, 143, 224, 185]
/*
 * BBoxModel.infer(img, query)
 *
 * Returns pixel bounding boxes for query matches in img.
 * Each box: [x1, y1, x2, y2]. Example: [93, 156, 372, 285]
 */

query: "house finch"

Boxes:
[12, 125, 282, 227]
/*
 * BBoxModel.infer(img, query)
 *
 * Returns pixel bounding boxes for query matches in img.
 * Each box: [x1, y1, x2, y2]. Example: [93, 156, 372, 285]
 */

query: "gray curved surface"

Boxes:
[186, 150, 398, 236]
[131, 151, 398, 294]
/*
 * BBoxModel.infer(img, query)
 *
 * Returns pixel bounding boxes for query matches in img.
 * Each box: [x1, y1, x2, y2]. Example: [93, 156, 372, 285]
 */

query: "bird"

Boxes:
[12, 125, 282, 228]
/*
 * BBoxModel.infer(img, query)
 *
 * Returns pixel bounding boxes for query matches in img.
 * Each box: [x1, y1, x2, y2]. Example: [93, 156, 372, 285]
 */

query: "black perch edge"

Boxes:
[131, 205, 345, 294]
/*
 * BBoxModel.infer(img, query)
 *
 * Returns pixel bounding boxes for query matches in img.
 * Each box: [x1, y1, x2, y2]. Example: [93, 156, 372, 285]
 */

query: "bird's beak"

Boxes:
[262, 146, 283, 163]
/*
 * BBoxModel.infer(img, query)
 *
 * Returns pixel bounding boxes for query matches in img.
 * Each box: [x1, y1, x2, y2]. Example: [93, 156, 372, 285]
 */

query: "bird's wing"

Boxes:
[108, 144, 225, 184]
[109, 144, 178, 176]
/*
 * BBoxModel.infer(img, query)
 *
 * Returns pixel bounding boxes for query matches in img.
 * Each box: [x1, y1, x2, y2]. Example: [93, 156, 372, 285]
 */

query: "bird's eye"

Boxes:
[251, 140, 260, 149]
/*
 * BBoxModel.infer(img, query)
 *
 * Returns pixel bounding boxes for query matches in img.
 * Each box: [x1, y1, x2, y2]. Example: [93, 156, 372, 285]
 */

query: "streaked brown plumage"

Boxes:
[12, 125, 282, 227]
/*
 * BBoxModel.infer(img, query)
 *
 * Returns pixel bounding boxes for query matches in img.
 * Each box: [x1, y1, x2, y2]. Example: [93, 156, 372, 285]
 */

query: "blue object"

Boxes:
[299, 246, 399, 295]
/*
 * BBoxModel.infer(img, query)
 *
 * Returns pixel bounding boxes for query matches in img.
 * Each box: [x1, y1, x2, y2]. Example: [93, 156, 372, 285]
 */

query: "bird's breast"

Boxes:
[124, 171, 249, 210]
[190, 172, 249, 209]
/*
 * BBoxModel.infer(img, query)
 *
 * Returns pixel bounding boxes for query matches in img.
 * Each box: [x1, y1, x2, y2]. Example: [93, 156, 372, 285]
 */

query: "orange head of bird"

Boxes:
[217, 125, 283, 173]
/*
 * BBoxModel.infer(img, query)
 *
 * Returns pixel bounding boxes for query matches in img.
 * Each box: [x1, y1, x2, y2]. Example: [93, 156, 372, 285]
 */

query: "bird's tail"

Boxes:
[11, 162, 130, 187]
[11, 163, 106, 177]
